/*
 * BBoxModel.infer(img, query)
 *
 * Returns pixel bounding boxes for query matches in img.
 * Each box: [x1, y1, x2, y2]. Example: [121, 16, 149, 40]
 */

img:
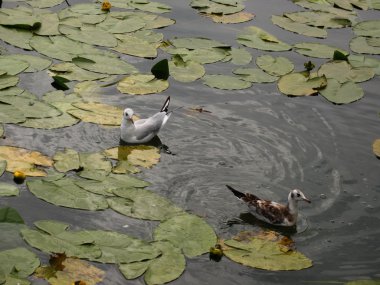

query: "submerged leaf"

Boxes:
[0, 182, 19, 197]
[168, 55, 205, 82]
[318, 60, 375, 83]
[294, 42, 349, 59]
[53, 148, 80, 173]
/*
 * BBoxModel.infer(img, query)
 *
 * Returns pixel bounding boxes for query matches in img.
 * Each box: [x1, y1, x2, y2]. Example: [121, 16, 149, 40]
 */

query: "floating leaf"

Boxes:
[294, 42, 349, 58]
[0, 57, 30, 75]
[4, 54, 51, 72]
[0, 124, 3, 138]
[0, 248, 40, 279]
[348, 55, 380, 75]
[117, 74, 169, 95]
[271, 15, 327, 38]
[0, 182, 19, 197]
[223, 232, 312, 271]
[0, 75, 19, 90]
[0, 160, 5, 176]
[153, 213, 217, 257]
[0, 103, 25, 123]
[129, 1, 172, 13]
[27, 177, 109, 210]
[108, 187, 184, 221]
[67, 102, 123, 125]
[285, 11, 351, 29]
[256, 55, 294, 76]
[0, 146, 53, 176]
[278, 72, 327, 96]
[233, 68, 278, 83]
[27, 0, 65, 8]
[53, 148, 80, 173]
[350, 36, 380, 54]
[77, 152, 112, 181]
[169, 55, 205, 82]
[206, 11, 254, 24]
[72, 54, 137, 75]
[113, 34, 159, 58]
[0, 26, 33, 50]
[0, 207, 24, 223]
[69, 3, 107, 15]
[353, 20, 380, 37]
[229, 47, 252, 65]
[319, 78, 363, 104]
[318, 60, 375, 83]
[191, 0, 244, 15]
[0, 9, 41, 30]
[373, 139, 380, 158]
[20, 107, 79, 129]
[34, 13, 60, 36]
[203, 74, 252, 90]
[237, 26, 291, 51]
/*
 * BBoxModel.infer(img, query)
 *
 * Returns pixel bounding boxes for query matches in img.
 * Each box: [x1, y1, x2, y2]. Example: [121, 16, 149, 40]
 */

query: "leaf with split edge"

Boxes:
[4, 54, 51, 73]
[256, 55, 294, 76]
[191, 0, 245, 15]
[117, 74, 169, 95]
[293, 42, 349, 59]
[0, 182, 19, 197]
[0, 247, 40, 278]
[27, 178, 109, 210]
[128, 1, 172, 13]
[278, 72, 327, 96]
[223, 236, 312, 271]
[0, 75, 19, 90]
[108, 187, 184, 221]
[284, 10, 352, 29]
[0, 207, 24, 224]
[203, 74, 252, 90]
[153, 213, 217, 258]
[67, 102, 123, 126]
[0, 146, 52, 177]
[20, 108, 79, 129]
[317, 60, 375, 83]
[34, 13, 60, 36]
[206, 11, 254, 24]
[233, 68, 278, 83]
[0, 57, 30, 75]
[0, 10, 41, 30]
[229, 47, 252, 65]
[72, 54, 138, 75]
[271, 15, 327, 38]
[348, 55, 380, 75]
[319, 78, 363, 104]
[78, 152, 112, 178]
[350, 36, 380, 55]
[69, 3, 108, 15]
[53, 148, 80, 173]
[0, 25, 33, 50]
[0, 103, 25, 124]
[353, 20, 380, 37]
[169, 55, 205, 83]
[34, 220, 69, 236]
[237, 26, 291, 51]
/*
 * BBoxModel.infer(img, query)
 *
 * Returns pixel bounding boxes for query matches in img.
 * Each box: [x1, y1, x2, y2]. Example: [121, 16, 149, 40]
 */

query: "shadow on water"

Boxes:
[119, 135, 175, 155]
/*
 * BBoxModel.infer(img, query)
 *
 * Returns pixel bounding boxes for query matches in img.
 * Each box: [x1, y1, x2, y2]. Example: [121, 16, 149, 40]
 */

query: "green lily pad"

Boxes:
[72, 54, 137, 75]
[0, 26, 33, 50]
[0, 160, 5, 176]
[206, 11, 255, 24]
[233, 68, 278, 83]
[319, 78, 364, 104]
[0, 57, 30, 75]
[27, 178, 109, 210]
[49, 62, 107, 81]
[97, 16, 146, 34]
[191, 0, 245, 15]
[318, 60, 375, 83]
[170, 37, 229, 49]
[108, 187, 184, 221]
[0, 207, 24, 224]
[0, 248, 40, 278]
[20, 107, 79, 129]
[169, 55, 205, 82]
[256, 55, 294, 76]
[77, 152, 112, 181]
[143, 14, 175, 29]
[53, 148, 80, 173]
[224, 237, 312, 271]
[0, 182, 19, 197]
[3, 54, 51, 72]
[69, 3, 107, 15]
[34, 13, 60, 36]
[117, 74, 169, 95]
[271, 15, 327, 38]
[278, 72, 327, 96]
[237, 26, 291, 51]
[153, 213, 217, 257]
[0, 103, 25, 123]
[0, 75, 19, 90]
[203, 74, 252, 90]
[67, 102, 123, 125]
[129, 1, 172, 13]
[350, 36, 380, 54]
[27, 0, 65, 8]
[113, 34, 159, 58]
[285, 11, 351, 29]
[294, 42, 349, 58]
[348, 54, 380, 75]
[353, 20, 380, 37]
[229, 47, 252, 65]
[0, 9, 41, 30]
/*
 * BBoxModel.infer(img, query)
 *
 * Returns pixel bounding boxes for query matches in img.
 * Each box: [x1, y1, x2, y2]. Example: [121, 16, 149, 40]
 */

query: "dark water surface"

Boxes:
[1, 0, 380, 284]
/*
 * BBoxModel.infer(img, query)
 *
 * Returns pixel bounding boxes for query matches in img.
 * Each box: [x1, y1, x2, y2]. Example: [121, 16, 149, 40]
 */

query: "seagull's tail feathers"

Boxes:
[226, 185, 246, 200]
[161, 96, 170, 113]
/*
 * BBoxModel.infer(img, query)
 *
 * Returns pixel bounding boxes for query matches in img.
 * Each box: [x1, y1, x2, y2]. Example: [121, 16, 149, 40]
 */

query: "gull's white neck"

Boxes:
[287, 192, 298, 215]
[121, 118, 135, 130]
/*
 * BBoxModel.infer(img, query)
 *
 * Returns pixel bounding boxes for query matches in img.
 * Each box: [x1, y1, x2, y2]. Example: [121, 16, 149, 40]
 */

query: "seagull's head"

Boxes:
[290, 189, 311, 204]
[123, 108, 134, 125]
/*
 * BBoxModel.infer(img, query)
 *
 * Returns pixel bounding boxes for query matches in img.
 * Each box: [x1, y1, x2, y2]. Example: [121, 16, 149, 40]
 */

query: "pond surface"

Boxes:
[1, 0, 380, 284]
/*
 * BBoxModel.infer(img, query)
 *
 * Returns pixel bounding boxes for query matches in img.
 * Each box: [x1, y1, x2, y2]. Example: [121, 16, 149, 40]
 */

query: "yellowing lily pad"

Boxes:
[271, 15, 327, 38]
[117, 74, 169, 95]
[294, 42, 349, 58]
[0, 182, 19, 197]
[278, 72, 327, 96]
[373, 139, 380, 158]
[0, 146, 53, 176]
[53, 148, 80, 173]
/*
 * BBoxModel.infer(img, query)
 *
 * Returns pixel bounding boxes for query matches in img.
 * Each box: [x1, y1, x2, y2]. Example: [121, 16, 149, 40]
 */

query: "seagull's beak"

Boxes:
[303, 197, 311, 203]
[128, 117, 134, 125]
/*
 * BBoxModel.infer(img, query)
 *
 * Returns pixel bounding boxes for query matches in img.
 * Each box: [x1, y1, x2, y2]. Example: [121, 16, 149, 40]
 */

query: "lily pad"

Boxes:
[0, 26, 33, 50]
[206, 11, 254, 24]
[294, 42, 349, 58]
[353, 20, 380, 37]
[237, 26, 291, 51]
[0, 103, 25, 123]
[0, 9, 41, 30]
[373, 139, 380, 158]
[168, 55, 205, 82]
[191, 0, 245, 15]
[129, 1, 172, 13]
[203, 74, 252, 90]
[117, 74, 169, 95]
[233, 68, 278, 83]
[67, 102, 123, 125]
[170, 37, 229, 49]
[49, 62, 107, 81]
[0, 146, 53, 176]
[78, 152, 112, 181]
[0, 248, 40, 278]
[272, 15, 327, 38]
[319, 78, 364, 104]
[0, 207, 24, 224]
[53, 148, 80, 173]
[285, 11, 351, 29]
[113, 34, 159, 58]
[229, 47, 252, 65]
[256, 55, 294, 76]
[348, 55, 380, 75]
[0, 182, 19, 197]
[0, 57, 30, 75]
[317, 60, 375, 83]
[34, 13, 60, 36]
[350, 36, 380, 54]
[108, 187, 184, 221]
[223, 234, 312, 271]
[27, 0, 65, 8]
[278, 72, 327, 96]
[0, 75, 19, 90]
[4, 54, 51, 72]
[27, 178, 109, 210]
[97, 16, 146, 34]
[153, 213, 217, 257]
[72, 54, 138, 75]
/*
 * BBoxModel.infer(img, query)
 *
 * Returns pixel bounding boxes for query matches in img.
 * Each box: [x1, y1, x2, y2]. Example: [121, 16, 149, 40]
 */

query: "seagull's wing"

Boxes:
[134, 112, 166, 140]
[254, 200, 289, 225]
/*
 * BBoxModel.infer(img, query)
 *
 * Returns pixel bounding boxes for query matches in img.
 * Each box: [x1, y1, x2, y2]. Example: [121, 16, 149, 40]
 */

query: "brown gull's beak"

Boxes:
[303, 197, 311, 203]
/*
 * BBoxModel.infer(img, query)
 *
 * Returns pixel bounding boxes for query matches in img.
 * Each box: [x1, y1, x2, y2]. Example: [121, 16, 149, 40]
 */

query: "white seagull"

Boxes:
[120, 96, 171, 144]
[226, 185, 311, 227]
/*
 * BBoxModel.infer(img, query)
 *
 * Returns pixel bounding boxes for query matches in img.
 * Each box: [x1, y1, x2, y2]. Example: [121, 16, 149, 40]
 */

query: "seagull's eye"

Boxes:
[297, 193, 301, 197]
